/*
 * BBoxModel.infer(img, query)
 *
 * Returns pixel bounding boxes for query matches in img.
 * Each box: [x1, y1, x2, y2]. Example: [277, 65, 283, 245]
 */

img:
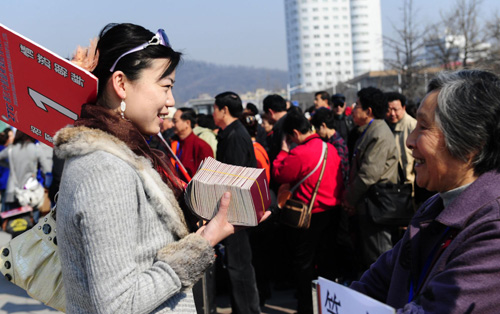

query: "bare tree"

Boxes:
[384, 0, 427, 101]
[426, 0, 487, 69]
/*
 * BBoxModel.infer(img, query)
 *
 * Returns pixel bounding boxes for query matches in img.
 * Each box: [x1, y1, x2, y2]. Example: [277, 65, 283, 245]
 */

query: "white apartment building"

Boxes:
[284, 0, 384, 93]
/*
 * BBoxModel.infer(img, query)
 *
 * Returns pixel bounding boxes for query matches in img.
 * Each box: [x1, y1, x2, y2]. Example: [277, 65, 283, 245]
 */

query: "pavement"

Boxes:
[0, 230, 297, 314]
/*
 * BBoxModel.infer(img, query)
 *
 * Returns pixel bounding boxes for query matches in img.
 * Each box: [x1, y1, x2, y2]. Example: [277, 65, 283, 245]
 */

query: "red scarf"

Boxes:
[74, 103, 185, 199]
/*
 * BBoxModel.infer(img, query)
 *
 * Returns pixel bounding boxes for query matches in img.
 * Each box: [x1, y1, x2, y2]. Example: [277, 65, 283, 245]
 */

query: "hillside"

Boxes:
[173, 60, 288, 104]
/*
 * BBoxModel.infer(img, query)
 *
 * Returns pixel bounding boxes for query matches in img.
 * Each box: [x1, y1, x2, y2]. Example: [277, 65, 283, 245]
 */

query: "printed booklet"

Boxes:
[185, 157, 271, 226]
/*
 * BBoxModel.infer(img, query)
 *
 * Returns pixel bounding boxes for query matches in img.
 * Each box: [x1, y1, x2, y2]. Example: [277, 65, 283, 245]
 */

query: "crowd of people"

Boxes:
[3, 22, 500, 314]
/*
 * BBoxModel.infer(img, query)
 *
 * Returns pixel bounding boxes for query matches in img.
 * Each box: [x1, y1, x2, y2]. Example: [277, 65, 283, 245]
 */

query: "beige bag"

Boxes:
[0, 206, 65, 312]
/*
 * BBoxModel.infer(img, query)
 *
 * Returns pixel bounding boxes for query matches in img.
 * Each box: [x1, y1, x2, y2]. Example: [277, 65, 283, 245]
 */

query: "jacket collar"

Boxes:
[54, 126, 190, 239]
[413, 171, 500, 230]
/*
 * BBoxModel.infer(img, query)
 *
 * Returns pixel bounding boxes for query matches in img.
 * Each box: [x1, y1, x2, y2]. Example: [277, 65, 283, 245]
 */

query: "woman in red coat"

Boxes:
[272, 110, 344, 314]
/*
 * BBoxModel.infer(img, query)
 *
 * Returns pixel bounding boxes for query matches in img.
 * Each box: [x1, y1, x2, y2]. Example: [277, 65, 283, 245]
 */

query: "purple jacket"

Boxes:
[351, 170, 500, 313]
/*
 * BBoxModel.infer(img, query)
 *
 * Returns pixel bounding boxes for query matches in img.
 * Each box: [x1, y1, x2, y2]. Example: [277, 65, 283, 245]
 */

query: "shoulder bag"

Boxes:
[279, 142, 328, 229]
[0, 204, 66, 312]
[365, 161, 415, 226]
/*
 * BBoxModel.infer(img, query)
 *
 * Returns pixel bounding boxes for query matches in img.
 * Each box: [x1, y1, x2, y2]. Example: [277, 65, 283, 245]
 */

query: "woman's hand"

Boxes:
[196, 192, 273, 247]
[196, 192, 235, 247]
[281, 137, 290, 152]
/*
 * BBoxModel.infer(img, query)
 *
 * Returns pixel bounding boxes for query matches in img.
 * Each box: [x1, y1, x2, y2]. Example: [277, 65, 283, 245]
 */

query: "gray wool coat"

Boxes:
[54, 126, 214, 314]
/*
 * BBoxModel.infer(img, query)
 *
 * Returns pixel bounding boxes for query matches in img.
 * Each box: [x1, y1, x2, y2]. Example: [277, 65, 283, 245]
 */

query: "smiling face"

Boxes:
[123, 58, 175, 135]
[406, 91, 477, 192]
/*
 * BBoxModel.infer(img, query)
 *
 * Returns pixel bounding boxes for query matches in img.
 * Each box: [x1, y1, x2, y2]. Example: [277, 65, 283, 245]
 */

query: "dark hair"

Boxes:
[214, 91, 243, 118]
[92, 23, 182, 101]
[240, 112, 258, 137]
[263, 94, 287, 113]
[282, 110, 311, 135]
[357, 87, 388, 119]
[310, 107, 335, 130]
[196, 114, 217, 130]
[246, 103, 259, 116]
[315, 91, 331, 106]
[427, 70, 500, 175]
[261, 112, 274, 124]
[177, 107, 196, 128]
[385, 92, 407, 107]
[0, 127, 12, 146]
[13, 130, 36, 146]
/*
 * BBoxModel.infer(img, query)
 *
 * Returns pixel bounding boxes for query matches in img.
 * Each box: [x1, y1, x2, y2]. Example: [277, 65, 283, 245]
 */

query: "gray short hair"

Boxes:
[427, 70, 500, 175]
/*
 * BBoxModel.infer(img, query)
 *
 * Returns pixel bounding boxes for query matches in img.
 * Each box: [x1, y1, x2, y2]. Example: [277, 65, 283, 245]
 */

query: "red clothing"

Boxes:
[272, 134, 343, 213]
[170, 132, 213, 182]
[253, 141, 270, 183]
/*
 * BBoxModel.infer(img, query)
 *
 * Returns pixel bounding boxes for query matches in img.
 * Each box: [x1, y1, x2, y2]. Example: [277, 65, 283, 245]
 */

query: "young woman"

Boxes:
[54, 23, 252, 313]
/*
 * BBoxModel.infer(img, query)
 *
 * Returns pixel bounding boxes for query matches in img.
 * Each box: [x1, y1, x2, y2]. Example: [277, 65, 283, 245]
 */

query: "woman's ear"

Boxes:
[111, 71, 127, 100]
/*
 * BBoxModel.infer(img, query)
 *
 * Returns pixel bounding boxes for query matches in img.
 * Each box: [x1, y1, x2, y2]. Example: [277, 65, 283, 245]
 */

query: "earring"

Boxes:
[120, 100, 126, 119]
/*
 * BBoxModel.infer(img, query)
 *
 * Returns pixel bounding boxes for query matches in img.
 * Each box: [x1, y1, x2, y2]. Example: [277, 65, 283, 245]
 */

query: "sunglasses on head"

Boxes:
[110, 29, 171, 72]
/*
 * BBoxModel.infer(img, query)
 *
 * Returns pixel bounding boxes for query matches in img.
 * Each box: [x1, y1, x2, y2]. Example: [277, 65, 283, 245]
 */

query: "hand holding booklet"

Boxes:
[185, 157, 271, 226]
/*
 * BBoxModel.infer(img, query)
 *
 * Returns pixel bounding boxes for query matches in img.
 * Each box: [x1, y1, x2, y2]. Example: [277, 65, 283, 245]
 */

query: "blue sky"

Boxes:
[1, 0, 498, 71]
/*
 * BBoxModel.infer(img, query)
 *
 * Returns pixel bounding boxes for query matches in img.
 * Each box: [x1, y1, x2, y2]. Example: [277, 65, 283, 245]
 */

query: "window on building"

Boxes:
[325, 52, 331, 56]
[316, 71, 322, 76]
[305, 72, 312, 77]
[314, 52, 321, 56]
[316, 62, 322, 66]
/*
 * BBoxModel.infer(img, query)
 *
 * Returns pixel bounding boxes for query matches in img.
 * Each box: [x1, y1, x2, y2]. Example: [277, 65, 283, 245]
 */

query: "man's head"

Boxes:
[385, 92, 407, 124]
[354, 87, 388, 126]
[263, 94, 287, 122]
[314, 91, 331, 109]
[331, 93, 347, 115]
[173, 107, 196, 139]
[282, 110, 313, 144]
[213, 91, 242, 129]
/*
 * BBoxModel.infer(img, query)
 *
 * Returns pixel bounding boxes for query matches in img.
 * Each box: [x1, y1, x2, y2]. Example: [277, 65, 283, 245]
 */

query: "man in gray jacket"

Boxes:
[344, 87, 398, 271]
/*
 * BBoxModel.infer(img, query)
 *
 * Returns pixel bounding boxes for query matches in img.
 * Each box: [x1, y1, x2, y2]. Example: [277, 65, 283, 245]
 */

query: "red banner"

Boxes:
[0, 23, 97, 147]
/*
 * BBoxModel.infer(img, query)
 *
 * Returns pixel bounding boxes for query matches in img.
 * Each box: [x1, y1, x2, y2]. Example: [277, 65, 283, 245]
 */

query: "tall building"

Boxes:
[284, 0, 384, 93]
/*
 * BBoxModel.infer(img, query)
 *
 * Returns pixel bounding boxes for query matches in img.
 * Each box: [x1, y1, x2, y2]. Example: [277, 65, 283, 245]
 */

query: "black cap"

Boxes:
[331, 93, 346, 107]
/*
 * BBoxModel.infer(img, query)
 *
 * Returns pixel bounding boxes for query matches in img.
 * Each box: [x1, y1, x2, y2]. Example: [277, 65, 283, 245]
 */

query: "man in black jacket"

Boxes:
[212, 91, 260, 314]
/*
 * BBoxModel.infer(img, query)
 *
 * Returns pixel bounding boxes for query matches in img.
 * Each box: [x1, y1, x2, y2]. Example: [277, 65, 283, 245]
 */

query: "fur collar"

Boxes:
[54, 126, 190, 239]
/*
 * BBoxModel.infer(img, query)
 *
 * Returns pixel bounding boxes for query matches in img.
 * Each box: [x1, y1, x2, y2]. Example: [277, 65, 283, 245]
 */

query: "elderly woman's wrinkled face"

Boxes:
[406, 91, 476, 192]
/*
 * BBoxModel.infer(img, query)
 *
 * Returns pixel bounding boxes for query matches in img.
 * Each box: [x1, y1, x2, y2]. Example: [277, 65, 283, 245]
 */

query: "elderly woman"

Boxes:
[350, 69, 500, 313]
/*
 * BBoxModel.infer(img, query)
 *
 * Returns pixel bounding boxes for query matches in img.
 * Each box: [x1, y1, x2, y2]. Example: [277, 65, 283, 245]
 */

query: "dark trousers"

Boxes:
[287, 210, 339, 314]
[223, 229, 260, 314]
[357, 212, 394, 271]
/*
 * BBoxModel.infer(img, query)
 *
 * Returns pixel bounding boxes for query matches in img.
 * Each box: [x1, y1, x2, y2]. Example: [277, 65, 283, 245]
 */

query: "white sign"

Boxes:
[317, 277, 395, 314]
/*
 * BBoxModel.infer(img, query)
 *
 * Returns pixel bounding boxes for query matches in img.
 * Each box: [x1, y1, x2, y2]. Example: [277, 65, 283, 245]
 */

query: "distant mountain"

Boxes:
[173, 60, 288, 104]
